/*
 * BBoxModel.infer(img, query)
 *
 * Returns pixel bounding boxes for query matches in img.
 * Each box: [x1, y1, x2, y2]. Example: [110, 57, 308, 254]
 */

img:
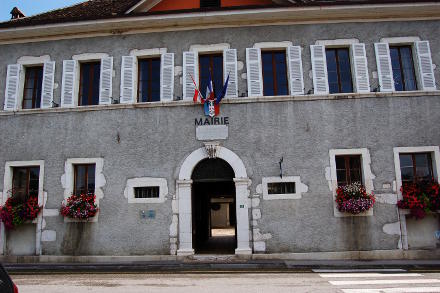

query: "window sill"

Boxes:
[1, 90, 439, 116]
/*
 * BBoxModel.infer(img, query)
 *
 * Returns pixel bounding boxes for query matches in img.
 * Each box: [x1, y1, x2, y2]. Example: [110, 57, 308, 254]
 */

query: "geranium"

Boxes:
[397, 181, 439, 220]
[60, 193, 98, 220]
[0, 189, 42, 230]
[335, 182, 375, 215]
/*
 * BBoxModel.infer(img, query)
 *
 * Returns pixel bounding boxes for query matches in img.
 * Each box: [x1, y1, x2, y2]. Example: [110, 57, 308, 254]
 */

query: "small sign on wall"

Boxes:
[140, 210, 156, 220]
[435, 231, 440, 240]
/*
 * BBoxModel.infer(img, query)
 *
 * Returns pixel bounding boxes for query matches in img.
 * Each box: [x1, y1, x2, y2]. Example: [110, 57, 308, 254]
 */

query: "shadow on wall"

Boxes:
[61, 223, 92, 255]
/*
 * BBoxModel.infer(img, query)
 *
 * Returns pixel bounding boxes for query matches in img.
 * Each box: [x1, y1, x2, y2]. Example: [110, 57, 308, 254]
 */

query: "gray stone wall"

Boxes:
[0, 20, 439, 255]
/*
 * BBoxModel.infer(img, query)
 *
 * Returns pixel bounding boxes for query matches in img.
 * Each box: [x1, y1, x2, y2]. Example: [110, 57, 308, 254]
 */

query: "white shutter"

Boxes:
[120, 56, 136, 104]
[41, 61, 56, 109]
[61, 60, 77, 107]
[415, 41, 436, 91]
[374, 43, 394, 92]
[4, 64, 21, 111]
[246, 48, 263, 97]
[99, 57, 113, 105]
[287, 46, 304, 95]
[223, 49, 238, 98]
[183, 51, 198, 100]
[351, 43, 370, 93]
[310, 45, 329, 94]
[160, 53, 174, 101]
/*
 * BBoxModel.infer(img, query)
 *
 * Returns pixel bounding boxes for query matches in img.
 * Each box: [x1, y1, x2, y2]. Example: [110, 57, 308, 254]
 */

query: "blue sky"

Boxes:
[0, 0, 84, 22]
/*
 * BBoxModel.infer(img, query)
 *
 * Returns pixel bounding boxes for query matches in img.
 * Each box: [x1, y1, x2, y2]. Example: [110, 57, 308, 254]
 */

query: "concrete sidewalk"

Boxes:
[4, 259, 440, 273]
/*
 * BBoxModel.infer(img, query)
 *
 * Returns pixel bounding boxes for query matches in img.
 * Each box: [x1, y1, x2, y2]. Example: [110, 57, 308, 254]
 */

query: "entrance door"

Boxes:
[191, 158, 237, 254]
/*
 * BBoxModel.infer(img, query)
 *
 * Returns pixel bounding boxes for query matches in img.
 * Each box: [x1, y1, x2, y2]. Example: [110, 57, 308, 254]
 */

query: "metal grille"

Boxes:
[268, 182, 296, 195]
[134, 186, 159, 199]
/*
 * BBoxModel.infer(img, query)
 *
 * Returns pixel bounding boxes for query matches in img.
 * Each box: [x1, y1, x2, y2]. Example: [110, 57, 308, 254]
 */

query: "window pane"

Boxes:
[28, 167, 40, 197]
[399, 154, 413, 168]
[87, 165, 96, 194]
[13, 168, 28, 200]
[80, 62, 100, 106]
[414, 153, 429, 167]
[400, 47, 417, 91]
[337, 49, 353, 93]
[23, 67, 43, 109]
[401, 166, 414, 182]
[75, 165, 86, 195]
[262, 51, 287, 96]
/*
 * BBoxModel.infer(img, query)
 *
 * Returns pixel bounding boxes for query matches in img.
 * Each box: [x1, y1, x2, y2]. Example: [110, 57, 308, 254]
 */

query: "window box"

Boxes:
[60, 193, 98, 221]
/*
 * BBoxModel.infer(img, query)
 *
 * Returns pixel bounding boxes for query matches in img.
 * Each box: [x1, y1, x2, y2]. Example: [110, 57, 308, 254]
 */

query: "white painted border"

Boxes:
[393, 146, 440, 250]
[124, 177, 168, 204]
[380, 36, 421, 44]
[176, 146, 251, 256]
[253, 41, 293, 49]
[1, 160, 45, 256]
[262, 176, 308, 200]
[129, 48, 167, 103]
[189, 43, 230, 54]
[60, 158, 106, 223]
[14, 55, 52, 111]
[315, 39, 359, 47]
[328, 148, 376, 217]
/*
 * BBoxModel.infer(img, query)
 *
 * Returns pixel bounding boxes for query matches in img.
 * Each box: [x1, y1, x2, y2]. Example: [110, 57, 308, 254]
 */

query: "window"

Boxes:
[73, 164, 96, 195]
[199, 54, 223, 98]
[200, 0, 220, 8]
[335, 155, 362, 186]
[134, 186, 160, 199]
[262, 50, 288, 96]
[138, 58, 161, 102]
[79, 62, 100, 106]
[390, 46, 417, 91]
[12, 167, 40, 201]
[22, 66, 43, 109]
[267, 182, 296, 195]
[326, 48, 353, 94]
[399, 153, 434, 184]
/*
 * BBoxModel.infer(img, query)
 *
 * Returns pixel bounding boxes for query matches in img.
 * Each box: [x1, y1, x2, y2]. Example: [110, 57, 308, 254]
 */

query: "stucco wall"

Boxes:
[0, 20, 439, 255]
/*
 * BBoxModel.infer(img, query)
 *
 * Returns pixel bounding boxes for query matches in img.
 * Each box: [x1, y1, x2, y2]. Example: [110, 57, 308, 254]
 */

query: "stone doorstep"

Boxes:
[1, 249, 440, 264]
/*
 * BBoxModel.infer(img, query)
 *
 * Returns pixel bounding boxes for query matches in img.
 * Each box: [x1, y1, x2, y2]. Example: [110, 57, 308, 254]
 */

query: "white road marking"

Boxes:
[313, 269, 407, 273]
[341, 287, 440, 293]
[319, 273, 423, 278]
[330, 279, 440, 286]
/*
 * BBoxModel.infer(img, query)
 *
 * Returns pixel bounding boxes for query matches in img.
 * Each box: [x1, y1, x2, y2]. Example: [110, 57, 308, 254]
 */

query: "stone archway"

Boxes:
[176, 145, 251, 255]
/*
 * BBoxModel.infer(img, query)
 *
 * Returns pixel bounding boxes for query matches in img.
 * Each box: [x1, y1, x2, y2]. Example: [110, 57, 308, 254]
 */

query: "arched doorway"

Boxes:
[176, 146, 251, 256]
[192, 158, 236, 254]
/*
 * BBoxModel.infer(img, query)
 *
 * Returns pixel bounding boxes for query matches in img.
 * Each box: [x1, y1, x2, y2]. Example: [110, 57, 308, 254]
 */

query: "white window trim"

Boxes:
[253, 41, 293, 49]
[15, 55, 52, 110]
[124, 177, 168, 203]
[61, 158, 105, 223]
[380, 37, 421, 45]
[129, 48, 167, 103]
[71, 53, 109, 107]
[190, 43, 230, 54]
[1, 160, 45, 256]
[328, 148, 375, 217]
[393, 146, 440, 250]
[315, 39, 359, 47]
[262, 176, 308, 200]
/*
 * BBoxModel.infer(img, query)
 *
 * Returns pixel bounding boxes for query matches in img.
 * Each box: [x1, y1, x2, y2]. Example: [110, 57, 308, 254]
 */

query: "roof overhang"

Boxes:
[1, 2, 439, 45]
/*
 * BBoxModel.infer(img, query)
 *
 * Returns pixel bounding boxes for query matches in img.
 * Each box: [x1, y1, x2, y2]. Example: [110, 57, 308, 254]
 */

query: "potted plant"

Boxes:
[397, 181, 440, 220]
[60, 193, 98, 221]
[0, 189, 42, 230]
[335, 182, 375, 215]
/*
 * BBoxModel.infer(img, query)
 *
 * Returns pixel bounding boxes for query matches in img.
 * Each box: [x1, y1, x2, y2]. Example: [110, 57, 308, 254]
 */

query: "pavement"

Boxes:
[4, 259, 440, 273]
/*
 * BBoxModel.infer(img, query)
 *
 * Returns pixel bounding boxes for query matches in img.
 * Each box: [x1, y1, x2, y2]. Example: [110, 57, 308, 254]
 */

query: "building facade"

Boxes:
[0, 0, 439, 259]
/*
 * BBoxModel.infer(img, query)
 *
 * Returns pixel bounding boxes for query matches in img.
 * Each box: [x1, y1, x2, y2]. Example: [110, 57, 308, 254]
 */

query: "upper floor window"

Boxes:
[262, 50, 288, 96]
[12, 166, 40, 200]
[326, 48, 353, 94]
[22, 66, 43, 109]
[335, 155, 362, 186]
[138, 58, 161, 102]
[79, 61, 101, 106]
[399, 153, 434, 184]
[73, 164, 96, 195]
[199, 53, 223, 97]
[200, 0, 220, 8]
[389, 46, 417, 91]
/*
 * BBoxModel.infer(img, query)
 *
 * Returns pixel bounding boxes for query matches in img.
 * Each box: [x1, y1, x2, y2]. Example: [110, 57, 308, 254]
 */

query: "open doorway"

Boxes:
[191, 158, 237, 254]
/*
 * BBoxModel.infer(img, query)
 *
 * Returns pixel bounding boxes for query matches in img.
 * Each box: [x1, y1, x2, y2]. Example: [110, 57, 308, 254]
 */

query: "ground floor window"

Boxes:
[12, 166, 40, 201]
[73, 164, 95, 195]
[335, 155, 362, 186]
[399, 152, 434, 184]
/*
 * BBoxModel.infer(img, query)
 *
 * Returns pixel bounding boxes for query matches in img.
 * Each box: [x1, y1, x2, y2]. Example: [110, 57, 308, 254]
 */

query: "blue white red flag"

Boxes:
[216, 74, 229, 104]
